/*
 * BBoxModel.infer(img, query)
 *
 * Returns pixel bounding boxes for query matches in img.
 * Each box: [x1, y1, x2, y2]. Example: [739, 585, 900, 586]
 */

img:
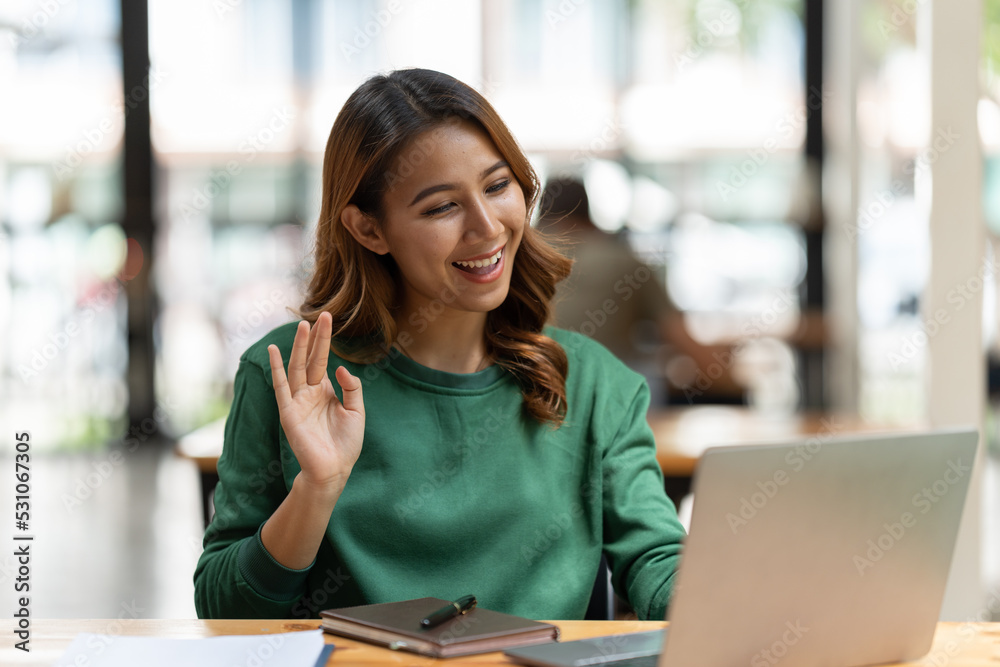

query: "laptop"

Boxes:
[505, 428, 979, 667]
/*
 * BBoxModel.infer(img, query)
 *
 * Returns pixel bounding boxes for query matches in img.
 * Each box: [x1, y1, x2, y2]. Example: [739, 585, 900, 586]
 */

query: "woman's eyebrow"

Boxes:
[408, 160, 510, 207]
[481, 159, 508, 178]
[409, 184, 454, 207]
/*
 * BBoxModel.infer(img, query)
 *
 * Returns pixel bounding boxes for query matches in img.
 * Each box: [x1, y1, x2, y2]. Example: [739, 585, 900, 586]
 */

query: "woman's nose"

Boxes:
[464, 198, 503, 241]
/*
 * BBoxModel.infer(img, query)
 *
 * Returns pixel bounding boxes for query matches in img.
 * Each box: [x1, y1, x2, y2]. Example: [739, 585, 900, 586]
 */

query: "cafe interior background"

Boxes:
[1, 0, 999, 621]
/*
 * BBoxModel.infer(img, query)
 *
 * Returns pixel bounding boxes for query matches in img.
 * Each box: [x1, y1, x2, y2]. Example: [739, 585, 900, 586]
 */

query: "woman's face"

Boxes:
[375, 120, 527, 323]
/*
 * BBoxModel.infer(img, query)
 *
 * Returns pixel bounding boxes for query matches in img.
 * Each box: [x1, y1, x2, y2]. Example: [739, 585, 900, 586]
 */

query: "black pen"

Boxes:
[420, 595, 477, 628]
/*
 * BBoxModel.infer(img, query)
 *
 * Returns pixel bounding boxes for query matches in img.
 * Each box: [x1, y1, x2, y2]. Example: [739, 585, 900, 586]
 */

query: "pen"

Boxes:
[420, 595, 477, 628]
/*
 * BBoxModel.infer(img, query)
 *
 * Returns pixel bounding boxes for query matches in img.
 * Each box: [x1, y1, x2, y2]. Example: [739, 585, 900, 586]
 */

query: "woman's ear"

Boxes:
[341, 204, 389, 255]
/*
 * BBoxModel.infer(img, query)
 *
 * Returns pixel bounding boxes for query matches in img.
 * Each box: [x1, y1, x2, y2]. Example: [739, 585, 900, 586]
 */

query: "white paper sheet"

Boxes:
[52, 629, 328, 667]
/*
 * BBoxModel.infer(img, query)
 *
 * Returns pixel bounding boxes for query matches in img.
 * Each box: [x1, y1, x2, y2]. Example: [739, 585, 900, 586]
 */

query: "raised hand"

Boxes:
[267, 312, 365, 498]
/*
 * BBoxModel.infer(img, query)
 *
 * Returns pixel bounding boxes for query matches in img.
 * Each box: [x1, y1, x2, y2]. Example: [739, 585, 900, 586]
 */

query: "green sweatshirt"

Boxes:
[194, 324, 685, 621]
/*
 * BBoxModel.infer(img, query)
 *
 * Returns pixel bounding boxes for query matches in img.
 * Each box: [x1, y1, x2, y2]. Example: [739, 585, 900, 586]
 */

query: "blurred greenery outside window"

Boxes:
[984, 0, 1000, 236]
[982, 0, 1000, 450]
[5, 0, 871, 446]
[1, 0, 126, 451]
[848, 0, 1000, 424]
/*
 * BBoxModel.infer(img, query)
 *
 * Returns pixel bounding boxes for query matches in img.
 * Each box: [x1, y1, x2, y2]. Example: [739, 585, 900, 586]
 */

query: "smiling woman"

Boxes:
[194, 69, 687, 622]
[302, 69, 572, 419]
[340, 120, 528, 369]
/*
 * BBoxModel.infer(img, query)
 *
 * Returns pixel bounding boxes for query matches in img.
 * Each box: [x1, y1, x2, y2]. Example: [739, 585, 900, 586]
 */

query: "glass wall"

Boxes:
[846, 0, 999, 426]
[621, 0, 807, 410]
[144, 0, 811, 432]
[982, 0, 1000, 594]
[847, 0, 934, 424]
[1, 0, 125, 450]
[4, 0, 812, 446]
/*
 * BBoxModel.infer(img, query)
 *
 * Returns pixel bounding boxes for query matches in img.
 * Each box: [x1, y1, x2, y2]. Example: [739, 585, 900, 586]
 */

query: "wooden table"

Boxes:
[175, 417, 227, 526]
[4, 619, 998, 666]
[648, 405, 923, 505]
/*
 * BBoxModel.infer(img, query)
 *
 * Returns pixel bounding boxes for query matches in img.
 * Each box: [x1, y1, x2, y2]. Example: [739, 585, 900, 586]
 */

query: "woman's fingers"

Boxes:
[306, 312, 333, 386]
[335, 366, 365, 416]
[287, 320, 311, 389]
[267, 344, 292, 411]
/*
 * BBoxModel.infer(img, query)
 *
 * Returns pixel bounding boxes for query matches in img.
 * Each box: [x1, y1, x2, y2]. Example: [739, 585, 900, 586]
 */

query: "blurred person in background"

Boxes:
[537, 177, 744, 408]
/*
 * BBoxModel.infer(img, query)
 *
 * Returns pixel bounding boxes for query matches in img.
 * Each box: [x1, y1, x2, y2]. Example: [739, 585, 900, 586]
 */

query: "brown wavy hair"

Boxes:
[299, 69, 572, 426]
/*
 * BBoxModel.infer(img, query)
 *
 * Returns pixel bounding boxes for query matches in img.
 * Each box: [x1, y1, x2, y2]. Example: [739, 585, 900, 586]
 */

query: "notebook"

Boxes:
[506, 428, 979, 667]
[320, 596, 559, 657]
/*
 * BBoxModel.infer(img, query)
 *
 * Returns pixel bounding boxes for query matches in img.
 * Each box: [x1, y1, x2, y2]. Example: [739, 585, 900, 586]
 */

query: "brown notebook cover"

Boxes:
[319, 597, 560, 658]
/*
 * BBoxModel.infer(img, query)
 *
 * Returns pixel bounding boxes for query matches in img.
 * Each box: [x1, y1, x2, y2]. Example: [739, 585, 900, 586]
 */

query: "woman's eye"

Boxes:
[424, 202, 455, 216]
[422, 180, 510, 216]
[486, 179, 510, 195]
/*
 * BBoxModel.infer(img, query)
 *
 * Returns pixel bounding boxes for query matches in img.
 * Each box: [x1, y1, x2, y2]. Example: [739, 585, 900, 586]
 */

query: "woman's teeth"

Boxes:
[455, 248, 502, 269]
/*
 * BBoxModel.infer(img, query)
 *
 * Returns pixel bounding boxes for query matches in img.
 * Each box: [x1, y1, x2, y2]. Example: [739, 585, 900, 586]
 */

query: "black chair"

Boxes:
[584, 554, 615, 620]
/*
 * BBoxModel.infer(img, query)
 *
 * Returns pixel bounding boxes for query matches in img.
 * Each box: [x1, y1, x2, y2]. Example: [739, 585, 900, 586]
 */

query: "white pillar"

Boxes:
[823, 0, 861, 414]
[922, 0, 986, 620]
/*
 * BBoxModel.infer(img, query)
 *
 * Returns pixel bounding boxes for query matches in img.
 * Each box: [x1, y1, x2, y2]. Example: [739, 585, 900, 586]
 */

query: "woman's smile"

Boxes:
[452, 244, 506, 282]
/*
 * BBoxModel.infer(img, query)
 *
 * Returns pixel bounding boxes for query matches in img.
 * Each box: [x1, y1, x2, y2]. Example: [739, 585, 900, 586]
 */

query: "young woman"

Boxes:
[194, 68, 685, 621]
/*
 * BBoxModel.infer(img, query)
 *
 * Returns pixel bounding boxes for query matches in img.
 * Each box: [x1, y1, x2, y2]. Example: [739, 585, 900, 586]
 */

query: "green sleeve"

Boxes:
[601, 381, 686, 621]
[193, 357, 312, 618]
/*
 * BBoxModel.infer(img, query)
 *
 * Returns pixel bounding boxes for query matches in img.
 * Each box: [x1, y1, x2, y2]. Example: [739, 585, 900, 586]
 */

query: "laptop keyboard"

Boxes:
[505, 629, 667, 667]
[588, 655, 660, 667]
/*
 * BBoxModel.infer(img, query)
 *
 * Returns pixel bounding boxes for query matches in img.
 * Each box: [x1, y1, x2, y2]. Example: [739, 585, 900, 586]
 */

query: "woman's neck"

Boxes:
[394, 308, 491, 374]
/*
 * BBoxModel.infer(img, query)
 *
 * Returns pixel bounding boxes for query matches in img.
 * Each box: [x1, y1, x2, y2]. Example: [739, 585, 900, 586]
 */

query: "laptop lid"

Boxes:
[661, 428, 978, 667]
